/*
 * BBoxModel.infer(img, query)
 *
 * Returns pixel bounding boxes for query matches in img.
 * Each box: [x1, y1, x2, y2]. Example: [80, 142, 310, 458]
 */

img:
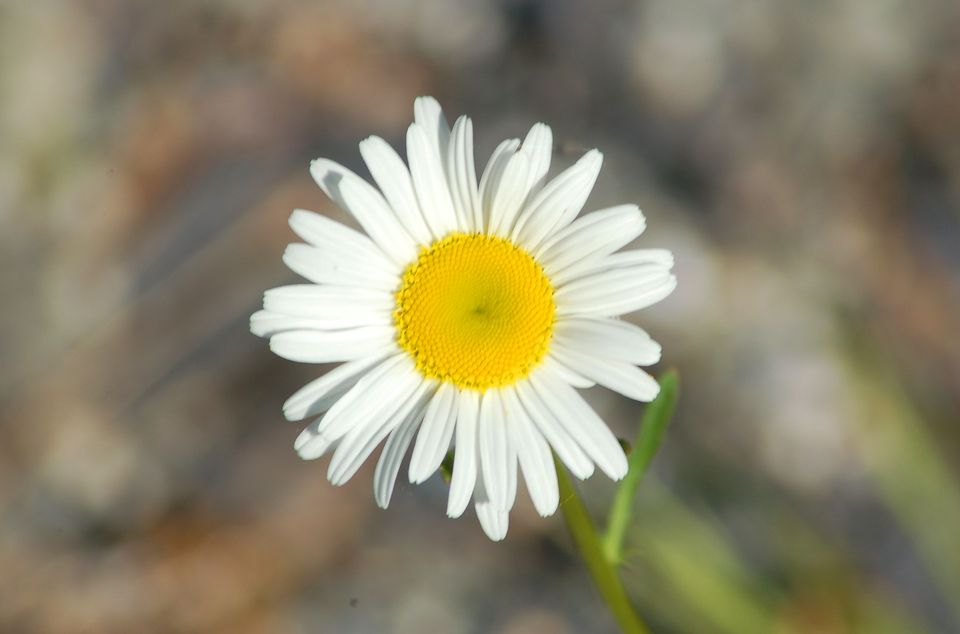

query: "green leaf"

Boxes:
[603, 370, 679, 565]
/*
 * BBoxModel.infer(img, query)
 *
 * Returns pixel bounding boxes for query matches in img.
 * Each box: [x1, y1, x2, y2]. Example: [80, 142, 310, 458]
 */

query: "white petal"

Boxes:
[553, 317, 662, 366]
[328, 378, 432, 485]
[262, 285, 394, 326]
[263, 284, 392, 311]
[550, 345, 660, 402]
[528, 365, 628, 480]
[519, 123, 553, 200]
[478, 390, 512, 511]
[309, 160, 417, 266]
[374, 389, 432, 508]
[537, 205, 645, 274]
[251, 310, 326, 338]
[511, 150, 603, 252]
[282, 354, 387, 421]
[338, 176, 419, 266]
[263, 282, 392, 305]
[487, 152, 530, 237]
[552, 248, 674, 288]
[251, 309, 391, 337]
[513, 382, 595, 480]
[269, 326, 395, 364]
[408, 383, 458, 484]
[309, 354, 417, 443]
[288, 209, 393, 272]
[478, 139, 521, 233]
[556, 269, 678, 318]
[502, 388, 559, 517]
[414, 96, 451, 165]
[283, 243, 399, 291]
[505, 429, 518, 511]
[251, 284, 395, 334]
[473, 439, 509, 540]
[447, 390, 479, 518]
[446, 116, 480, 232]
[474, 487, 509, 541]
[359, 136, 433, 246]
[296, 429, 337, 461]
[542, 353, 596, 389]
[407, 123, 459, 237]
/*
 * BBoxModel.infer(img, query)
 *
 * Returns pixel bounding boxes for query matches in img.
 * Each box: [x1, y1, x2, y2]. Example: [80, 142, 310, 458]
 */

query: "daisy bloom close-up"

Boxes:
[251, 97, 676, 541]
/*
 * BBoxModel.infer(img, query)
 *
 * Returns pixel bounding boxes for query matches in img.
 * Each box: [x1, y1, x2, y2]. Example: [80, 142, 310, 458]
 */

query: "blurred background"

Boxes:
[2, 0, 960, 632]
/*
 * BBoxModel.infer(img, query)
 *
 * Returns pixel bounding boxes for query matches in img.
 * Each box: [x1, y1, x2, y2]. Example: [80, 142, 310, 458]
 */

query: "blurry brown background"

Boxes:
[2, 0, 960, 632]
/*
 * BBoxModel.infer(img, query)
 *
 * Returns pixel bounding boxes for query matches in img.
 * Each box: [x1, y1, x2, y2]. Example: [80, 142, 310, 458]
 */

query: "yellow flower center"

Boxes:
[394, 232, 556, 390]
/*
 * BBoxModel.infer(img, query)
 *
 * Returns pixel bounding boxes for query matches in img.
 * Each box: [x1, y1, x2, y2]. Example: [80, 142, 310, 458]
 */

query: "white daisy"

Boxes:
[251, 97, 676, 541]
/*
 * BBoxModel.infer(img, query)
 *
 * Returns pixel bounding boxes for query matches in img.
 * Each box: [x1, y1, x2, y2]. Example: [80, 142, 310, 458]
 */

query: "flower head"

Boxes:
[251, 97, 676, 540]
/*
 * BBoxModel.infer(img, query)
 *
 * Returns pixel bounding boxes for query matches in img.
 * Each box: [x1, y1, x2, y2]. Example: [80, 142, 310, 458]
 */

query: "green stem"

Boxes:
[604, 370, 679, 565]
[556, 457, 651, 634]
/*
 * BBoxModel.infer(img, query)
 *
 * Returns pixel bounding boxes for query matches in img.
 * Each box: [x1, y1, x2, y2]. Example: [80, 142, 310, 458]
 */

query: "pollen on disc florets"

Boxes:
[394, 232, 556, 390]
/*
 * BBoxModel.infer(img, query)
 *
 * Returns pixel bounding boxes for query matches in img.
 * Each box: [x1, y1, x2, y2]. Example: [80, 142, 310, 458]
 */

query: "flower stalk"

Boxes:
[557, 460, 652, 634]
[557, 371, 679, 633]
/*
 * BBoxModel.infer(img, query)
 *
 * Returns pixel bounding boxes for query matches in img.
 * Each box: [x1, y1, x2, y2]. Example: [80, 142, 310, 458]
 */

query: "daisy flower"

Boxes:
[251, 97, 676, 541]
